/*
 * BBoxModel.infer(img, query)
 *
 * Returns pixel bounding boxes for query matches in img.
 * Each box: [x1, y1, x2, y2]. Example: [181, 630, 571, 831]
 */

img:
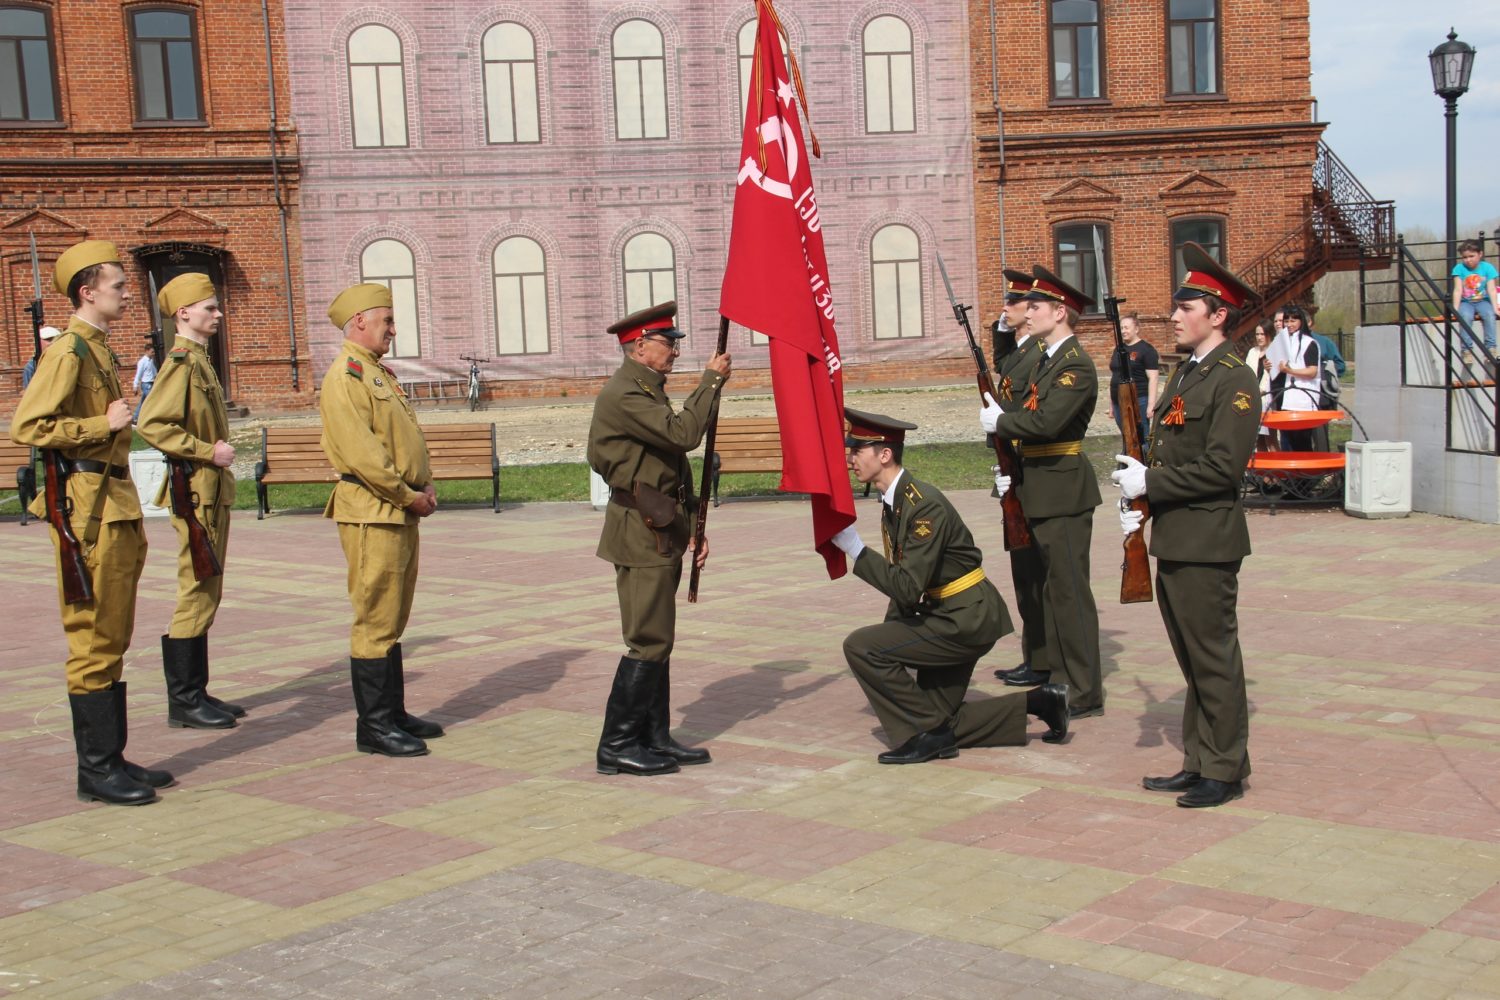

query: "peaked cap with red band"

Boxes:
[844, 406, 917, 449]
[608, 300, 685, 344]
[1023, 265, 1094, 314]
[1001, 268, 1033, 301]
[1173, 242, 1251, 309]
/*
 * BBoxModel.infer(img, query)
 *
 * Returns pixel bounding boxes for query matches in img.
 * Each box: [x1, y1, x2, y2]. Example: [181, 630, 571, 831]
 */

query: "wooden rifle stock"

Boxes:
[687, 315, 731, 603]
[42, 450, 93, 604]
[1107, 295, 1153, 604]
[167, 458, 223, 581]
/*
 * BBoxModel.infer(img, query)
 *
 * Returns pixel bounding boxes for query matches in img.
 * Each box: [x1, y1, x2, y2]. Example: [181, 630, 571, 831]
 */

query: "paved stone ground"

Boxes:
[1, 492, 1497, 999]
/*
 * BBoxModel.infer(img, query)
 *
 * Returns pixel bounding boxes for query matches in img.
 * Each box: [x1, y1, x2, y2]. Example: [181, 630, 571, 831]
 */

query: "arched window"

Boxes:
[129, 6, 202, 122]
[622, 232, 675, 315]
[1171, 217, 1224, 283]
[348, 24, 407, 147]
[482, 22, 539, 144]
[871, 225, 922, 340]
[862, 16, 913, 134]
[493, 236, 549, 355]
[1053, 222, 1110, 313]
[736, 19, 788, 127]
[359, 239, 420, 357]
[1050, 0, 1103, 101]
[0, 4, 60, 122]
[612, 19, 666, 140]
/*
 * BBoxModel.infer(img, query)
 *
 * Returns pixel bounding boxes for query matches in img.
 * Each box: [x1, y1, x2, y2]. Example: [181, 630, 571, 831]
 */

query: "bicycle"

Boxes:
[459, 355, 489, 411]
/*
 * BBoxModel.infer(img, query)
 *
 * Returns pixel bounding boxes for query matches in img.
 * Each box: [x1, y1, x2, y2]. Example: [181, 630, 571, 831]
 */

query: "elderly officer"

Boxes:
[319, 283, 443, 758]
[12, 240, 173, 805]
[987, 268, 1052, 687]
[830, 408, 1069, 762]
[587, 301, 731, 776]
[980, 266, 1104, 718]
[1113, 244, 1259, 808]
[138, 273, 241, 731]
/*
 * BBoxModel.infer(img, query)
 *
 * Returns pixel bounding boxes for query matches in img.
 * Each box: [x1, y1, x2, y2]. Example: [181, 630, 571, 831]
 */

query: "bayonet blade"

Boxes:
[28, 231, 41, 301]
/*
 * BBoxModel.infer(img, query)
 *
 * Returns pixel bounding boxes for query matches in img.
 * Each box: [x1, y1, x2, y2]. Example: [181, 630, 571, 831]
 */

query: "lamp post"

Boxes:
[1429, 28, 1475, 344]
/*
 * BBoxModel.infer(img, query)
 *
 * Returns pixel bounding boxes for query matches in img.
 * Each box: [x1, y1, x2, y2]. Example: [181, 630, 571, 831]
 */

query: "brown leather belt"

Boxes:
[65, 459, 129, 480]
[609, 486, 639, 509]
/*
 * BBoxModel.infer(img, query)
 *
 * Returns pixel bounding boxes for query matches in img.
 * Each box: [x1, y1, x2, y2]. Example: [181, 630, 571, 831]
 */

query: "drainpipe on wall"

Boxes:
[988, 0, 1007, 276]
[262, 0, 300, 391]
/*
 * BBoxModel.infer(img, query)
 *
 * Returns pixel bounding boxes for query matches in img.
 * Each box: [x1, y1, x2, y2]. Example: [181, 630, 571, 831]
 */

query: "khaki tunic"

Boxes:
[991, 334, 1103, 711]
[319, 341, 432, 658]
[10, 317, 145, 693]
[1144, 341, 1260, 782]
[137, 337, 234, 638]
[587, 355, 724, 660]
[844, 473, 1028, 748]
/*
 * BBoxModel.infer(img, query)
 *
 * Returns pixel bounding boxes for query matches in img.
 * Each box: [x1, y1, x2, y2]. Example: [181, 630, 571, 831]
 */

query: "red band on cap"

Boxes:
[616, 317, 675, 344]
[1180, 270, 1246, 309]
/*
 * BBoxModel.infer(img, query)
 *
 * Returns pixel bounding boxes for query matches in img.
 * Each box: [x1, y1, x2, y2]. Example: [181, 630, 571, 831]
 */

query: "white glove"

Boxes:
[1111, 454, 1148, 499]
[979, 392, 1004, 434]
[831, 524, 866, 560]
[1119, 505, 1145, 536]
[991, 464, 1012, 499]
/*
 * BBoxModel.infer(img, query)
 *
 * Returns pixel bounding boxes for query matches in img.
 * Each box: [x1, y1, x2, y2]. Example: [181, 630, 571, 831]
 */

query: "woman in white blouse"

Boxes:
[1276, 306, 1321, 448]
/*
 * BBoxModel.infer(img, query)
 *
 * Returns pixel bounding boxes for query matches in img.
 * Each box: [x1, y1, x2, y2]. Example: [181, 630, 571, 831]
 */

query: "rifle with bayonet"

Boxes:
[937, 252, 1031, 551]
[1095, 227, 1152, 605]
[24, 231, 43, 362]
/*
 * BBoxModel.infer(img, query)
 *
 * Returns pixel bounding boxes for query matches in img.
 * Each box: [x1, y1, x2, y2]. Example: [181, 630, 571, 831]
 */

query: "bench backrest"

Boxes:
[714, 417, 782, 472]
[423, 423, 497, 470]
[261, 427, 338, 481]
[0, 440, 37, 467]
[261, 423, 496, 476]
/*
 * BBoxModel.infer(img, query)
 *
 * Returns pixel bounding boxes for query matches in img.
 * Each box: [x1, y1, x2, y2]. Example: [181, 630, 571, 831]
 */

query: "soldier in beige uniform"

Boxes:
[137, 273, 243, 730]
[319, 283, 443, 758]
[587, 301, 730, 776]
[11, 240, 173, 805]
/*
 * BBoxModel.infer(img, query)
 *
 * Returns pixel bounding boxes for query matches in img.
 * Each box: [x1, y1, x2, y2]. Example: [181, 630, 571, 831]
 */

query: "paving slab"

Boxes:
[0, 491, 1497, 999]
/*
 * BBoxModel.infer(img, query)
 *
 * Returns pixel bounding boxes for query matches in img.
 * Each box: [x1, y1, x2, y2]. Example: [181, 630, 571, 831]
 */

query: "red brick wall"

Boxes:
[968, 0, 1324, 359]
[0, 0, 307, 419]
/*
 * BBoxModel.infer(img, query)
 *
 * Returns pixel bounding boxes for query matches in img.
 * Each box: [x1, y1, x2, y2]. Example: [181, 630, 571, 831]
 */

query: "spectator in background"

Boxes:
[1451, 239, 1498, 364]
[1107, 312, 1158, 447]
[21, 325, 61, 389]
[1243, 323, 1274, 451]
[132, 345, 157, 422]
[1309, 324, 1346, 378]
[1276, 305, 1321, 451]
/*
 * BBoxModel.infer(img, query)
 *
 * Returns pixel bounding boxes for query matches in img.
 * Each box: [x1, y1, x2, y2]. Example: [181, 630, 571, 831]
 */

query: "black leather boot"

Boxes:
[645, 660, 709, 766]
[1026, 683, 1070, 744]
[69, 688, 157, 805]
[112, 682, 175, 789]
[351, 656, 427, 757]
[597, 657, 678, 776]
[162, 635, 235, 729]
[389, 643, 444, 739]
[195, 633, 245, 718]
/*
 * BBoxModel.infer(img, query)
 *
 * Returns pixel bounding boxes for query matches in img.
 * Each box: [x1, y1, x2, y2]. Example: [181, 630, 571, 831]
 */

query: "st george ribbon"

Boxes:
[719, 0, 856, 579]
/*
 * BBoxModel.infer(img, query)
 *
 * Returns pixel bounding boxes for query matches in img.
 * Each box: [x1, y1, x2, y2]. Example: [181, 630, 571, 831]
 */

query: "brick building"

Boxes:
[969, 0, 1345, 357]
[283, 0, 981, 399]
[0, 0, 304, 420]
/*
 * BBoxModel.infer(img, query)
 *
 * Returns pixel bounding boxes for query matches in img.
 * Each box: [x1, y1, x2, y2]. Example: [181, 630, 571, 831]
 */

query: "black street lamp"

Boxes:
[1429, 28, 1475, 342]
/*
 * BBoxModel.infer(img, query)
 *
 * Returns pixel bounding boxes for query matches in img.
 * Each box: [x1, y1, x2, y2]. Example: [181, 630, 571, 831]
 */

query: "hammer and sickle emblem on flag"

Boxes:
[736, 82, 799, 200]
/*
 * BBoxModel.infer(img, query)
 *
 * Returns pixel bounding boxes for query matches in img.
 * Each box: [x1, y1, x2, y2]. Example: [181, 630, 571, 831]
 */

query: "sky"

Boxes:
[1311, 2, 1500, 236]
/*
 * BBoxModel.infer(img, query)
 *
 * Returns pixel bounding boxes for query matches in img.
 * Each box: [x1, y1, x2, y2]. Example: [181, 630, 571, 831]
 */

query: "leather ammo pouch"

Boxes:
[611, 482, 678, 555]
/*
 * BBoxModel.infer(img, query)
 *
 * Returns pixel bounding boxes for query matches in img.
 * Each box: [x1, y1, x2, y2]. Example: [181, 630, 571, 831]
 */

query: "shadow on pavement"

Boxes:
[677, 659, 839, 741]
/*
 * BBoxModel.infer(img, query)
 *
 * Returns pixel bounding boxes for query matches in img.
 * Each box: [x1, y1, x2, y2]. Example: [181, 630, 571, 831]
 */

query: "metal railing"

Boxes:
[1358, 234, 1498, 456]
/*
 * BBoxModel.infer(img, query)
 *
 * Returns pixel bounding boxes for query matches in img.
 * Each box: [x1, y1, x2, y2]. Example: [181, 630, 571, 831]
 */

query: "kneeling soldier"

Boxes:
[320, 283, 444, 757]
[830, 409, 1069, 763]
[138, 273, 242, 730]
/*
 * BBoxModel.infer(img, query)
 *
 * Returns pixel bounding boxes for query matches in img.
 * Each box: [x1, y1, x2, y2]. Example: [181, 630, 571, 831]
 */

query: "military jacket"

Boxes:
[587, 355, 724, 568]
[319, 340, 432, 525]
[852, 472, 1010, 644]
[996, 335, 1046, 404]
[1144, 341, 1260, 563]
[11, 316, 140, 522]
[991, 335, 1103, 518]
[137, 337, 235, 509]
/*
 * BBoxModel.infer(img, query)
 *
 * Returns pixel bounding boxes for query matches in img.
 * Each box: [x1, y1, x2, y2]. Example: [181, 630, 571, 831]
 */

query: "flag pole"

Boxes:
[687, 314, 731, 603]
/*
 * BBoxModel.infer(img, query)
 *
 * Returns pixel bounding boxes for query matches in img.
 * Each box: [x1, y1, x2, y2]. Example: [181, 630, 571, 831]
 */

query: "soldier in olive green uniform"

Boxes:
[11, 240, 173, 805]
[588, 301, 731, 776]
[831, 409, 1069, 763]
[319, 283, 444, 758]
[137, 273, 243, 731]
[981, 267, 1104, 717]
[1114, 244, 1259, 808]
[988, 268, 1052, 687]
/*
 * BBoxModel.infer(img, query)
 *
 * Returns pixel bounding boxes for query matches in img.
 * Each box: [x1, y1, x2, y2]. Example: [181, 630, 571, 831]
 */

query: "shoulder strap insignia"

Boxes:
[345, 357, 364, 378]
[903, 481, 924, 503]
[69, 332, 89, 359]
[634, 378, 656, 399]
[169, 347, 189, 362]
[1063, 346, 1080, 359]
[1218, 354, 1244, 368]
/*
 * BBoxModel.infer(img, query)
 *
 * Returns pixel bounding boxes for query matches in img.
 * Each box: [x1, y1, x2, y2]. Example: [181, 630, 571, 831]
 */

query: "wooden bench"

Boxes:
[1244, 450, 1346, 508]
[711, 417, 782, 506]
[0, 439, 38, 525]
[255, 422, 501, 518]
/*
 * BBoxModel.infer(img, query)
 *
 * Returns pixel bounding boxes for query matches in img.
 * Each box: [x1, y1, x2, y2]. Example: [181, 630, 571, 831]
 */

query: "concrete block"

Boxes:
[1345, 441, 1411, 518]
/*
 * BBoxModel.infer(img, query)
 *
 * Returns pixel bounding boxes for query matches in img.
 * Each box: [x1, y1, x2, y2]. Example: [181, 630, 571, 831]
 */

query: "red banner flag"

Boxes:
[719, 0, 856, 579]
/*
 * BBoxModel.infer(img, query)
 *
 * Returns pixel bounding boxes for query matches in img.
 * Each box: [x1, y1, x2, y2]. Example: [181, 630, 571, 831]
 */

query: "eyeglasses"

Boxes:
[641, 334, 681, 351]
